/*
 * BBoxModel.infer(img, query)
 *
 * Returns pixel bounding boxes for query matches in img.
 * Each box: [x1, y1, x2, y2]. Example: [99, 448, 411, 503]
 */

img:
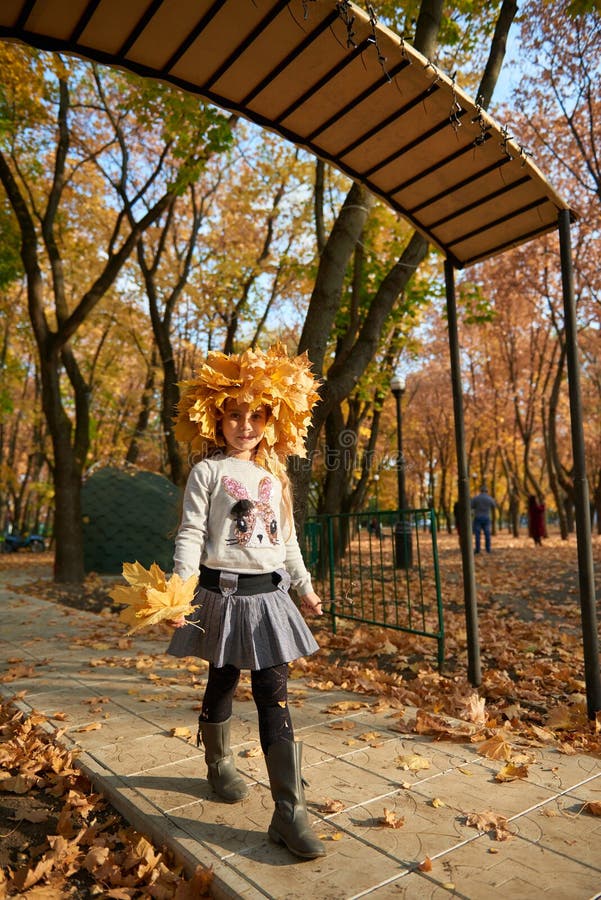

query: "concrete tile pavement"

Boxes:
[1, 571, 600, 899]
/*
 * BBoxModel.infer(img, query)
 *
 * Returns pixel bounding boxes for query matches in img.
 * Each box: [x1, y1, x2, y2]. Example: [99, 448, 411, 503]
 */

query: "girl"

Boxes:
[167, 344, 325, 860]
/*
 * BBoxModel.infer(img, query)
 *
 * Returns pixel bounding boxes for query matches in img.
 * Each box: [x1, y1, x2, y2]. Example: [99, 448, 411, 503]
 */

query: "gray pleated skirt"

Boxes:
[166, 571, 319, 670]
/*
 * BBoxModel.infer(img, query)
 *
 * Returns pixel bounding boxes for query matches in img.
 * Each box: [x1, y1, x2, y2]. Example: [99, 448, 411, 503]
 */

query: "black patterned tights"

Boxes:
[199, 662, 293, 754]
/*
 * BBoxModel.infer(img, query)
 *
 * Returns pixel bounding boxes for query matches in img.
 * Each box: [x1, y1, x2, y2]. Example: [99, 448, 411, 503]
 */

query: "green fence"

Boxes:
[303, 508, 445, 669]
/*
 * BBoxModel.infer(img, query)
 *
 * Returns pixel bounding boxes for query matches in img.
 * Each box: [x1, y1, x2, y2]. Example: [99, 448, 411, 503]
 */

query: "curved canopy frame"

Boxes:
[1, 0, 598, 715]
[1, 0, 572, 267]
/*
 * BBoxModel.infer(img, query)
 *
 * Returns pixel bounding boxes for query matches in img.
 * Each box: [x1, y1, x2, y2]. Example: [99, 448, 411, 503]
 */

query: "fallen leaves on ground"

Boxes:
[378, 808, 405, 829]
[316, 798, 346, 814]
[464, 809, 514, 841]
[476, 733, 513, 761]
[240, 746, 262, 758]
[494, 762, 529, 782]
[298, 535, 601, 757]
[396, 753, 431, 772]
[0, 699, 212, 899]
[2, 534, 600, 888]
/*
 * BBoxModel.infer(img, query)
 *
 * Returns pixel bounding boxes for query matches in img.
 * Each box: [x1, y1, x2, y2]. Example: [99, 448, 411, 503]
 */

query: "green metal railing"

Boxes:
[303, 508, 445, 670]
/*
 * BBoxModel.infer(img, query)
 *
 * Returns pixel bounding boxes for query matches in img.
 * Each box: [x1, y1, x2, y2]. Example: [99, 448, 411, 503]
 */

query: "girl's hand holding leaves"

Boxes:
[109, 561, 199, 634]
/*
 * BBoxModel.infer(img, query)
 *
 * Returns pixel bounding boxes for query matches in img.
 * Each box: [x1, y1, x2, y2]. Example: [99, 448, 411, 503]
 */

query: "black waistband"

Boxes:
[199, 565, 281, 596]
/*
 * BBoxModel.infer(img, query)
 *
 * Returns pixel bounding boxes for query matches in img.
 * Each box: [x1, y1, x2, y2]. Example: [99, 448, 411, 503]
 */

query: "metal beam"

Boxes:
[558, 210, 601, 719]
[444, 258, 481, 685]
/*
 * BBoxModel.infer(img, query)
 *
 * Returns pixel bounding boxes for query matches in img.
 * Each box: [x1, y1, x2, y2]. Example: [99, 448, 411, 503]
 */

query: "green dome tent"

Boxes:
[82, 467, 181, 575]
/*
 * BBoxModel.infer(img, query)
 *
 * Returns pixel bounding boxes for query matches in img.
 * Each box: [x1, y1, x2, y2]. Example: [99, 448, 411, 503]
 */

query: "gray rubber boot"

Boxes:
[265, 741, 326, 859]
[200, 719, 249, 803]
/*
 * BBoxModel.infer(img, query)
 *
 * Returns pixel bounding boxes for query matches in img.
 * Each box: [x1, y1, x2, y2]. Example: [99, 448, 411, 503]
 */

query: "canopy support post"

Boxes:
[558, 209, 601, 719]
[445, 258, 481, 686]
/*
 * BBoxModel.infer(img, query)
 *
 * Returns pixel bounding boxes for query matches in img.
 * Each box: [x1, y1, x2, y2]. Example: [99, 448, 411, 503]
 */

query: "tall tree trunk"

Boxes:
[478, 0, 519, 108]
[309, 1, 519, 537]
[293, 230, 429, 529]
[39, 342, 87, 581]
[125, 348, 157, 465]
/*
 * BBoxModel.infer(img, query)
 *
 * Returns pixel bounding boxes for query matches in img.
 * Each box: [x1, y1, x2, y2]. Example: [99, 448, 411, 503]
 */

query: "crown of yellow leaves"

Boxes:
[174, 344, 321, 460]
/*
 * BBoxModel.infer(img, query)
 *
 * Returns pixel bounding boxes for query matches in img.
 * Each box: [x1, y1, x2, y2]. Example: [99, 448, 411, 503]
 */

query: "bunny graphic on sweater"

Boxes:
[222, 475, 279, 547]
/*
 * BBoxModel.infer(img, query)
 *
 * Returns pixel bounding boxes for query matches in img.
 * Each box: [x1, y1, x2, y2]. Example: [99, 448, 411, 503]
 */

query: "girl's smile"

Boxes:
[221, 400, 268, 459]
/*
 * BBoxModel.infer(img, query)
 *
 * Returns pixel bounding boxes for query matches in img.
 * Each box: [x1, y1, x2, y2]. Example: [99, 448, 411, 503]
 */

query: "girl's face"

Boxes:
[220, 400, 267, 459]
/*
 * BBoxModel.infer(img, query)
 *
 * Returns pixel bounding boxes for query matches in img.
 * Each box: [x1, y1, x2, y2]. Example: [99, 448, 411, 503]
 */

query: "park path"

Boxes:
[1, 563, 600, 899]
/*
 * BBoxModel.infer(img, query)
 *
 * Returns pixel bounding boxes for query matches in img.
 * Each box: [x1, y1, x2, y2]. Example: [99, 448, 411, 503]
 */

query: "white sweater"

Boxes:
[173, 455, 313, 596]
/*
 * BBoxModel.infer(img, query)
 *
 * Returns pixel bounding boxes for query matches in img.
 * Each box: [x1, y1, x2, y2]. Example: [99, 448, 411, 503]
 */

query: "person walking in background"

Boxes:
[453, 499, 460, 537]
[470, 484, 497, 554]
[527, 494, 547, 545]
[166, 344, 326, 860]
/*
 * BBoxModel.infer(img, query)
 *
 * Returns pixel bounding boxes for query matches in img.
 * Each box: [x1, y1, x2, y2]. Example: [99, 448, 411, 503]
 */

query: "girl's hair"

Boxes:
[255, 444, 294, 538]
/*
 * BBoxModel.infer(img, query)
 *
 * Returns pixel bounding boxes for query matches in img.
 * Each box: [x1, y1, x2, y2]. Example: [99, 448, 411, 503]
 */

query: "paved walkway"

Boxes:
[1, 567, 600, 899]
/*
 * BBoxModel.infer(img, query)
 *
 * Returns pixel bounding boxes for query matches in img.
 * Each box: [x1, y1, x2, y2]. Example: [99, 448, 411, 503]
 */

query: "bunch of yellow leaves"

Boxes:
[109, 561, 198, 634]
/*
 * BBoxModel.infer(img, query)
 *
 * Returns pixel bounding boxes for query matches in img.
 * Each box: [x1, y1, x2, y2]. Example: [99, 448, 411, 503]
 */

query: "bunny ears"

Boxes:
[174, 344, 321, 460]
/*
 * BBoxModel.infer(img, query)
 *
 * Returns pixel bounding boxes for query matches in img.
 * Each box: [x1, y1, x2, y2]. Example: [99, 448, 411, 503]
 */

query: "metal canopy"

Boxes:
[0, 0, 572, 268]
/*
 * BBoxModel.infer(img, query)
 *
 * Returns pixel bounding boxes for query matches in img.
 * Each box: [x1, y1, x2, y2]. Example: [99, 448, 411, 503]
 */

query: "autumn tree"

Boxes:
[0, 47, 232, 581]
[292, 0, 519, 529]
[491, 0, 601, 531]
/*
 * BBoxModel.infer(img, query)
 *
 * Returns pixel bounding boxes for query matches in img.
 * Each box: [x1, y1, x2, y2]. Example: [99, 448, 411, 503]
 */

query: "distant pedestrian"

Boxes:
[369, 517, 382, 539]
[470, 485, 497, 554]
[527, 494, 546, 546]
[453, 500, 460, 536]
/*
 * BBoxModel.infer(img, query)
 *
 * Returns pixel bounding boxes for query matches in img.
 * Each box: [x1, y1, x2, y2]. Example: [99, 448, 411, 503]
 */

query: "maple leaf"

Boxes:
[465, 810, 514, 841]
[324, 700, 368, 713]
[477, 733, 513, 761]
[529, 724, 556, 743]
[170, 726, 192, 739]
[241, 746, 262, 757]
[0, 773, 40, 793]
[123, 560, 167, 591]
[358, 731, 381, 742]
[83, 845, 110, 871]
[329, 720, 355, 731]
[316, 797, 346, 813]
[184, 865, 215, 897]
[557, 741, 578, 755]
[460, 692, 487, 724]
[396, 753, 430, 772]
[11, 855, 56, 891]
[109, 562, 198, 634]
[495, 763, 529, 782]
[21, 809, 50, 823]
[378, 808, 405, 829]
[414, 708, 476, 739]
[546, 705, 574, 730]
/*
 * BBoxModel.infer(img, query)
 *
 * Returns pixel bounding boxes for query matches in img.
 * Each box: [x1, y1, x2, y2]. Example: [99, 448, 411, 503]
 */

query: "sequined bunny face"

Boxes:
[222, 475, 279, 547]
